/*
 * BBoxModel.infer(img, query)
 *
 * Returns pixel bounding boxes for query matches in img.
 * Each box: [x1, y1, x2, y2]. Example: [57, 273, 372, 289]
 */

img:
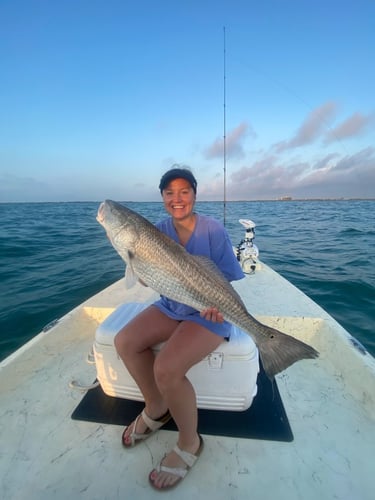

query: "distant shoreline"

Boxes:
[1, 198, 374, 204]
[203, 198, 375, 202]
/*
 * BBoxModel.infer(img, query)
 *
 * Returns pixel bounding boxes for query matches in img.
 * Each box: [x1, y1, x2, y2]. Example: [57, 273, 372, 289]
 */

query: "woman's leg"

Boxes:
[114, 306, 179, 442]
[150, 321, 224, 489]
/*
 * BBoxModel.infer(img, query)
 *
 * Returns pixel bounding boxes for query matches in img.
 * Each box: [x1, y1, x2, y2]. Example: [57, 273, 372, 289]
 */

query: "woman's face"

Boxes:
[162, 178, 196, 221]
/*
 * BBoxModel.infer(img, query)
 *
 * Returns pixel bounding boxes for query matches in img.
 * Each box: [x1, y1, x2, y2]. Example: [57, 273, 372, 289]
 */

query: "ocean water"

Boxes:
[0, 200, 374, 362]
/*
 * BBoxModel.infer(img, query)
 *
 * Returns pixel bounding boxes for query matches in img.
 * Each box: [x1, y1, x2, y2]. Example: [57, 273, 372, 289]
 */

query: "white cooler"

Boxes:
[94, 302, 259, 411]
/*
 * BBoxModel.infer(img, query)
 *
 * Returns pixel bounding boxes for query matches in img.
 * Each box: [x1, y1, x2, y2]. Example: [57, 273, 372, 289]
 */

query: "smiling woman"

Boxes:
[103, 167, 248, 491]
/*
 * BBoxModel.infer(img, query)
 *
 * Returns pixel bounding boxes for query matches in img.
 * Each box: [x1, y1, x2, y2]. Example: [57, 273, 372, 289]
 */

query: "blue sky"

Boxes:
[1, 0, 374, 202]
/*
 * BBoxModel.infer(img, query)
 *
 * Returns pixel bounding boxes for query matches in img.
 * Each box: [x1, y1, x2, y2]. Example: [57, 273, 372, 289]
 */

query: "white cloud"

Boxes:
[274, 101, 338, 152]
[324, 112, 374, 144]
[204, 122, 254, 160]
[199, 102, 375, 200]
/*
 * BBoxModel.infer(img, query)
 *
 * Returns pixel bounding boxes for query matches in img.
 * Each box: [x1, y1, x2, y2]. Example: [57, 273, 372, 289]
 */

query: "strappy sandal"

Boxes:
[122, 409, 172, 448]
[148, 434, 204, 490]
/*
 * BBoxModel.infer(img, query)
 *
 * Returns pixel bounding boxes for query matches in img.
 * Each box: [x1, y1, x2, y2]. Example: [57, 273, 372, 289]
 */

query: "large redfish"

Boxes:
[97, 200, 318, 378]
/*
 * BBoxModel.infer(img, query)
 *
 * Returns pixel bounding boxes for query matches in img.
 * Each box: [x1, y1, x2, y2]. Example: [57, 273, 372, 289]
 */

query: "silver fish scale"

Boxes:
[132, 226, 251, 327]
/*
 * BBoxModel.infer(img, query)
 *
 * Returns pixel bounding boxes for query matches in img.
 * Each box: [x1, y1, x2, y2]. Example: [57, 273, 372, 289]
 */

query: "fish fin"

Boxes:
[257, 325, 319, 379]
[124, 252, 138, 289]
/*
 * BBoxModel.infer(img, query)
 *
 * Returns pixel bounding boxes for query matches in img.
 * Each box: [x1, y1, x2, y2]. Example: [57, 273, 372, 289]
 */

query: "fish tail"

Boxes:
[257, 325, 319, 379]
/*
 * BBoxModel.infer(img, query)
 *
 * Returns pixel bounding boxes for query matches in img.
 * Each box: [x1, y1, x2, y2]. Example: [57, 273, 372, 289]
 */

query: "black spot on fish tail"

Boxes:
[257, 326, 319, 379]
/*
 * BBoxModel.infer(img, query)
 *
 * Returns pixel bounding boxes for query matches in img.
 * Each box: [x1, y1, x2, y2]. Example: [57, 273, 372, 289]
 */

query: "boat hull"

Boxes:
[1, 262, 374, 500]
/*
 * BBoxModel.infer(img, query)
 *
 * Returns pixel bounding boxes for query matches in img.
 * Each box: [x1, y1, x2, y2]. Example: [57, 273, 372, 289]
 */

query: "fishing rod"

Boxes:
[223, 26, 227, 226]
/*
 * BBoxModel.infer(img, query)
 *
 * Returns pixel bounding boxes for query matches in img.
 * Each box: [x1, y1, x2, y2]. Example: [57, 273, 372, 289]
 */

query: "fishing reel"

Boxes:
[236, 219, 259, 274]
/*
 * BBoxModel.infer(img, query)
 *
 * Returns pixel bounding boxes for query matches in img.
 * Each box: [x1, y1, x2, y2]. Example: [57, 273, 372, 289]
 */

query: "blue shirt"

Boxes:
[153, 213, 244, 337]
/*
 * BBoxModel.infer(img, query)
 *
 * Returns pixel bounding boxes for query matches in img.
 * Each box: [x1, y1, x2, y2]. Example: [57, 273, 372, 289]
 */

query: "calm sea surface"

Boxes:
[1, 200, 374, 361]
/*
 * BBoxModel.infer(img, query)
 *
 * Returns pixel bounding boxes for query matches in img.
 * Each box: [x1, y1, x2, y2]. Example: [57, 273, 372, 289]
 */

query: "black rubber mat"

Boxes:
[71, 365, 293, 442]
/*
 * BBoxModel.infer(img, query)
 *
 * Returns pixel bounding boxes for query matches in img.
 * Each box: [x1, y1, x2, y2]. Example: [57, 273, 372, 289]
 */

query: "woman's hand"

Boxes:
[200, 307, 224, 323]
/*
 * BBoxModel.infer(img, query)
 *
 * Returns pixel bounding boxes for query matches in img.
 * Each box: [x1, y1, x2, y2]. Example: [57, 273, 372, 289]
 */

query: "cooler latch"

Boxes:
[208, 352, 224, 369]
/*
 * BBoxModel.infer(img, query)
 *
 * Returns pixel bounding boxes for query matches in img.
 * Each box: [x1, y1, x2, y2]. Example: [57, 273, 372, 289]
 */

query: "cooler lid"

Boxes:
[96, 302, 149, 346]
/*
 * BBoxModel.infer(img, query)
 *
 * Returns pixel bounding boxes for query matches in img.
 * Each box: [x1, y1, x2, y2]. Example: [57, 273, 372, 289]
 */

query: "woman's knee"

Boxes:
[114, 327, 133, 359]
[153, 354, 184, 393]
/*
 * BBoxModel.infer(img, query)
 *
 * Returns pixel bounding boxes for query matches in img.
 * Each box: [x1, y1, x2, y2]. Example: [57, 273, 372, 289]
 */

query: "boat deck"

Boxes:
[1, 263, 374, 500]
